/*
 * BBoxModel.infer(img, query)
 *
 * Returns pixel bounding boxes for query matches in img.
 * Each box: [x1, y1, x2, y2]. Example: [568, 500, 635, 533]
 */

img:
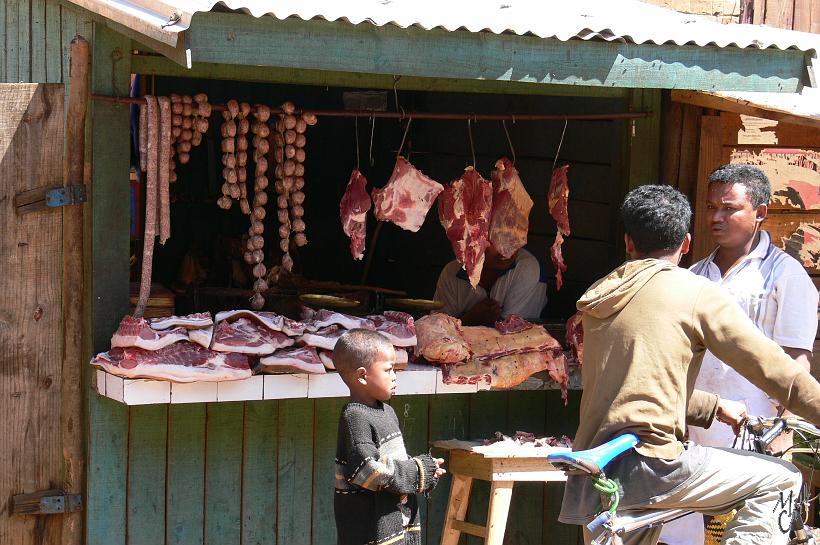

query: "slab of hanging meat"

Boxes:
[565, 311, 584, 365]
[91, 343, 252, 382]
[548, 165, 570, 290]
[340, 169, 372, 260]
[438, 166, 493, 287]
[550, 232, 568, 291]
[545, 351, 570, 403]
[489, 158, 533, 259]
[111, 315, 189, 350]
[415, 313, 471, 364]
[372, 156, 444, 232]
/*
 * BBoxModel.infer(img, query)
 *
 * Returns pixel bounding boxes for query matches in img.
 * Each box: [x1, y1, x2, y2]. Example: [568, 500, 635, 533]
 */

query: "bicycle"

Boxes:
[547, 416, 820, 545]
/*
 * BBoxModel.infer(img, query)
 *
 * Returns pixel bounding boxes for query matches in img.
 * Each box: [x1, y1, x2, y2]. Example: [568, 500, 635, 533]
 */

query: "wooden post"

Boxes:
[62, 34, 89, 545]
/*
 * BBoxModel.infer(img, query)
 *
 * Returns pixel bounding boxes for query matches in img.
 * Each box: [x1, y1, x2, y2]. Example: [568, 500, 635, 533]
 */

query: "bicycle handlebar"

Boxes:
[743, 416, 820, 451]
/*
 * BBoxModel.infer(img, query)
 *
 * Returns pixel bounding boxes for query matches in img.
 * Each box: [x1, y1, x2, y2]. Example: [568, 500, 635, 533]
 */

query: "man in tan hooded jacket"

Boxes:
[558, 185, 820, 545]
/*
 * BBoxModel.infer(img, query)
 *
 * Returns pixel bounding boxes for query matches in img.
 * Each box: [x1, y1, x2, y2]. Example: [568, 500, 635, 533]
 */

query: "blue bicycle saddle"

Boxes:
[547, 433, 639, 476]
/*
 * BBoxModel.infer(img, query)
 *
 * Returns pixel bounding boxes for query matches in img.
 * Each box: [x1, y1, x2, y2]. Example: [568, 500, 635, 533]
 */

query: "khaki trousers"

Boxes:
[582, 447, 802, 545]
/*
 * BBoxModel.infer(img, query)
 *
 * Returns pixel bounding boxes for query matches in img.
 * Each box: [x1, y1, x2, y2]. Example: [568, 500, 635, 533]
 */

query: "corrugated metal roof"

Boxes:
[69, 0, 820, 52]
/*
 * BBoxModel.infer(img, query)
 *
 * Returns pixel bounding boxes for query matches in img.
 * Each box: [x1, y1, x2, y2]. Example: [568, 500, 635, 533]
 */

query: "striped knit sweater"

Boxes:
[334, 401, 439, 545]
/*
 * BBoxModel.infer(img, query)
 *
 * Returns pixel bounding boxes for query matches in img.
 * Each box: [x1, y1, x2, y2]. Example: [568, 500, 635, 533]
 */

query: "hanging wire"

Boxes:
[502, 120, 516, 165]
[393, 75, 404, 122]
[397, 118, 413, 157]
[354, 116, 360, 170]
[551, 118, 569, 173]
[369, 116, 375, 167]
[467, 118, 476, 167]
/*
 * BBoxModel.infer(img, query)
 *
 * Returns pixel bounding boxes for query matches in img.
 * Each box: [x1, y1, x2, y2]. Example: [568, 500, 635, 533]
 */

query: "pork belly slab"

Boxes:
[372, 156, 444, 232]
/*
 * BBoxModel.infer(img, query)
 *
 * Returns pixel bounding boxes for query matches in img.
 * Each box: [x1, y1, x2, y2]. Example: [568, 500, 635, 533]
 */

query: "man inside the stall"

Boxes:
[433, 244, 547, 326]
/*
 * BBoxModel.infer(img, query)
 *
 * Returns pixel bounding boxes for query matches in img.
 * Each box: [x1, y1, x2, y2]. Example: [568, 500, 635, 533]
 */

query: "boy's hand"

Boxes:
[434, 457, 446, 477]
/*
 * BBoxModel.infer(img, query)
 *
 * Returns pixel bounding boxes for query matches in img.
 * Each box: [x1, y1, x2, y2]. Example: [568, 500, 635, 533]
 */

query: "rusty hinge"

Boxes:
[14, 184, 87, 215]
[12, 489, 83, 515]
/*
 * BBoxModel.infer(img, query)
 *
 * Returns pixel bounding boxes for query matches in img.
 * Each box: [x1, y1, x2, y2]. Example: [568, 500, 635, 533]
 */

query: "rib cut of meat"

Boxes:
[298, 325, 345, 351]
[312, 309, 375, 331]
[111, 315, 189, 350]
[210, 318, 293, 355]
[495, 315, 533, 335]
[91, 343, 251, 382]
[489, 158, 533, 259]
[149, 312, 213, 330]
[340, 169, 372, 260]
[438, 166, 493, 287]
[415, 313, 471, 363]
[372, 156, 444, 232]
[367, 311, 416, 347]
[216, 309, 309, 336]
[257, 346, 326, 374]
[566, 311, 584, 365]
[550, 232, 568, 291]
[461, 324, 561, 361]
[548, 165, 570, 290]
[441, 351, 550, 389]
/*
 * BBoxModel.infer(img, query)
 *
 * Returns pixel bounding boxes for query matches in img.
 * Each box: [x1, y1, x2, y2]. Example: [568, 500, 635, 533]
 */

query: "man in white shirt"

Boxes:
[660, 163, 818, 545]
[434, 244, 547, 325]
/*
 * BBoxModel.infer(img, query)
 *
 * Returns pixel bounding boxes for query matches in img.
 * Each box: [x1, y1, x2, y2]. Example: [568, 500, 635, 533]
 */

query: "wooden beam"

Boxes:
[183, 12, 807, 92]
[130, 52, 629, 98]
[671, 89, 820, 129]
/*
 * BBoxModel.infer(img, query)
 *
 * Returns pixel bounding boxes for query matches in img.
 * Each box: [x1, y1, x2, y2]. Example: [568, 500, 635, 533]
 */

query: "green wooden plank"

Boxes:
[427, 394, 470, 545]
[0, 0, 6, 82]
[5, 0, 18, 82]
[505, 392, 547, 545]
[185, 12, 806, 92]
[18, 0, 30, 82]
[44, 0, 61, 82]
[166, 404, 206, 545]
[30, 0, 46, 82]
[626, 89, 663, 190]
[86, 395, 129, 545]
[127, 405, 168, 545]
[393, 395, 431, 544]
[242, 401, 278, 545]
[205, 403, 244, 545]
[312, 398, 347, 545]
[277, 399, 315, 545]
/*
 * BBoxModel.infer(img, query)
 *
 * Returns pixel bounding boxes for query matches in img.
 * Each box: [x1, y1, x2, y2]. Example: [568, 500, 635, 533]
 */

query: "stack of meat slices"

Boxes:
[416, 313, 569, 401]
[92, 313, 253, 382]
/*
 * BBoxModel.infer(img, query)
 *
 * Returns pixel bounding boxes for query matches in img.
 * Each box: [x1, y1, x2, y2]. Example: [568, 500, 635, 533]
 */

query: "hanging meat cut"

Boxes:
[415, 313, 471, 363]
[367, 311, 417, 347]
[438, 166, 493, 287]
[545, 351, 570, 403]
[372, 156, 444, 232]
[548, 165, 570, 290]
[489, 158, 533, 259]
[566, 311, 584, 365]
[298, 325, 346, 351]
[340, 169, 372, 260]
[209, 318, 294, 355]
[111, 315, 189, 350]
[148, 312, 213, 330]
[441, 351, 554, 389]
[257, 346, 326, 374]
[311, 309, 375, 331]
[91, 343, 252, 382]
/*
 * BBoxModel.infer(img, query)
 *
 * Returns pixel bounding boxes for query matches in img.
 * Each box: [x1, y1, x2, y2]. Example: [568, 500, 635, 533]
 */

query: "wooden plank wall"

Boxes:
[640, 0, 819, 31]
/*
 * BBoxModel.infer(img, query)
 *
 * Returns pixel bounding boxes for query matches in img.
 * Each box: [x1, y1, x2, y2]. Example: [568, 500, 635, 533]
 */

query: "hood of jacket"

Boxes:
[577, 258, 676, 319]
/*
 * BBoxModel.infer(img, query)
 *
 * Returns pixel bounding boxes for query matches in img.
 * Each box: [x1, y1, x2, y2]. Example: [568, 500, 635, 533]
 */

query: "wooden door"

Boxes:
[0, 83, 70, 544]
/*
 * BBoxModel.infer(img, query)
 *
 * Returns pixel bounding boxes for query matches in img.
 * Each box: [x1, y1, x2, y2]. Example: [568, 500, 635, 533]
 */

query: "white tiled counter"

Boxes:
[94, 364, 581, 405]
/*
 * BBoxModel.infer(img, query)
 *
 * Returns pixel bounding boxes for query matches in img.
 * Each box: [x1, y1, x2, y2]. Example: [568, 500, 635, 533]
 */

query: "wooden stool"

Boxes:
[436, 446, 567, 545]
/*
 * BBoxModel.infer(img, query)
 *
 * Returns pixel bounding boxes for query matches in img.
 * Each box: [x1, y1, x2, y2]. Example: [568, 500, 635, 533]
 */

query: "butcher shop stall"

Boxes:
[2, 0, 817, 544]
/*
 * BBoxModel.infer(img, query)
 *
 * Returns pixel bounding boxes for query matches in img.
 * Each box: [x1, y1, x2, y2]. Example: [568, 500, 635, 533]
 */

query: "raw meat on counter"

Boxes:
[461, 323, 561, 361]
[257, 346, 326, 374]
[483, 431, 573, 449]
[216, 309, 310, 336]
[489, 158, 533, 259]
[209, 318, 294, 355]
[441, 351, 552, 389]
[148, 312, 213, 330]
[340, 169, 372, 260]
[111, 316, 189, 350]
[495, 314, 533, 335]
[548, 165, 570, 290]
[372, 156, 444, 232]
[415, 313, 471, 363]
[367, 311, 417, 347]
[438, 166, 493, 287]
[91, 343, 252, 382]
[312, 309, 375, 331]
[319, 350, 335, 370]
[565, 311, 584, 365]
[299, 325, 345, 351]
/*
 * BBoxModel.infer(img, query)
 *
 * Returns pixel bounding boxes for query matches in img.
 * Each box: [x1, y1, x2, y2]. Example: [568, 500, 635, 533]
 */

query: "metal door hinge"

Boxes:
[14, 184, 87, 215]
[12, 489, 83, 515]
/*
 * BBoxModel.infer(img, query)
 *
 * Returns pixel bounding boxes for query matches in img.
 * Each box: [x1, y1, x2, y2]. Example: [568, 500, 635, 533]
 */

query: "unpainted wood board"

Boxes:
[792, 0, 812, 32]
[692, 116, 724, 262]
[30, 0, 46, 84]
[204, 402, 244, 545]
[504, 392, 547, 545]
[427, 394, 471, 545]
[720, 113, 820, 148]
[17, 0, 30, 82]
[393, 395, 431, 544]
[127, 405, 168, 545]
[660, 95, 684, 186]
[466, 392, 509, 545]
[753, 0, 767, 23]
[812, 0, 820, 33]
[44, 0, 62, 83]
[242, 401, 279, 545]
[277, 399, 315, 545]
[765, 0, 795, 27]
[166, 404, 206, 545]
[678, 105, 703, 204]
[0, 83, 65, 545]
[312, 398, 347, 545]
[6, 0, 19, 82]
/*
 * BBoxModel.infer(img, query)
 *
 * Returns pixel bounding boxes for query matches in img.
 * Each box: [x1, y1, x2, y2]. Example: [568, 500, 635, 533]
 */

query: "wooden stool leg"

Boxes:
[485, 481, 514, 545]
[441, 475, 474, 545]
